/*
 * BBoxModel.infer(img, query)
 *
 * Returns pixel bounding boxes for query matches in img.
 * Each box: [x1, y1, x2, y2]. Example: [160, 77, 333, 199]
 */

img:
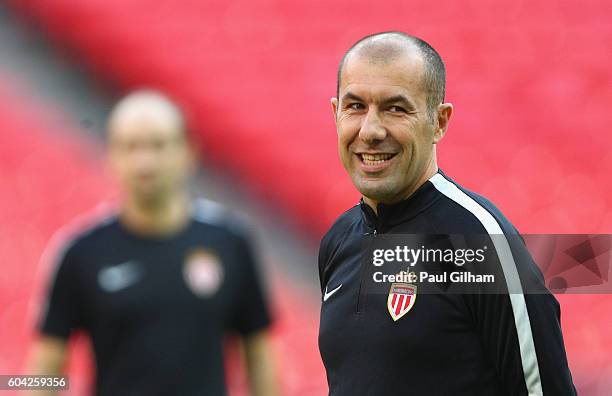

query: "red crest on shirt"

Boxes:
[387, 282, 417, 321]
[183, 249, 224, 297]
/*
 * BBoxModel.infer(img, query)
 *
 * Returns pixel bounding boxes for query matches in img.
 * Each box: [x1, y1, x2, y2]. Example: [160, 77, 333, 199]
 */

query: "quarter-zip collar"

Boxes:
[359, 169, 446, 233]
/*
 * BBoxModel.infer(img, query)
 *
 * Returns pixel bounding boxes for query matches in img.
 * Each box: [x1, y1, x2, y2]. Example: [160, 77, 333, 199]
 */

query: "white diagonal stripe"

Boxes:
[429, 172, 543, 396]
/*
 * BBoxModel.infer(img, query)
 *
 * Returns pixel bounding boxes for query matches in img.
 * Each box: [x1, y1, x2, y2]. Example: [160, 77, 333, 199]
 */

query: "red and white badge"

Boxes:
[387, 282, 417, 321]
[183, 249, 224, 297]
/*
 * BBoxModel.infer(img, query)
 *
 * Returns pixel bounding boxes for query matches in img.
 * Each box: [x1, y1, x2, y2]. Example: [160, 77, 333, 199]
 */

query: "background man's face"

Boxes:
[109, 111, 193, 205]
[333, 52, 438, 205]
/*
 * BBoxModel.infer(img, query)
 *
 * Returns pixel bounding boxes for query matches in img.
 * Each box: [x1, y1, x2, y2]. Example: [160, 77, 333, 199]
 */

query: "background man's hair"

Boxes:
[107, 88, 188, 139]
[336, 31, 446, 119]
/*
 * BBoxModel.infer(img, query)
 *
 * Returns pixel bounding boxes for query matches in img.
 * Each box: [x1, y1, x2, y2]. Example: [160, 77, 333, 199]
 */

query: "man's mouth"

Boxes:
[358, 153, 397, 166]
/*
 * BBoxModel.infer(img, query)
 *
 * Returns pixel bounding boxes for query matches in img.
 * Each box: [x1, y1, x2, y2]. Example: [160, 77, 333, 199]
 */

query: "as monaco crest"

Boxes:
[387, 282, 417, 321]
[183, 248, 224, 297]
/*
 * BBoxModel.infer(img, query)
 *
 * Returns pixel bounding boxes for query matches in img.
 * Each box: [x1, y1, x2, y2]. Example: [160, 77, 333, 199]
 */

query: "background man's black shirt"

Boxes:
[40, 201, 272, 396]
[318, 170, 576, 395]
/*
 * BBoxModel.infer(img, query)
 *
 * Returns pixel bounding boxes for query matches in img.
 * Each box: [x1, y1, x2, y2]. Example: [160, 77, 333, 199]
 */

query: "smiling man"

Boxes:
[318, 32, 576, 395]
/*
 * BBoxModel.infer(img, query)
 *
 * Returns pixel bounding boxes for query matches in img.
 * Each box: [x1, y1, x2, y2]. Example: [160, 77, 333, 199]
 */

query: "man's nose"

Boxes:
[133, 148, 159, 170]
[358, 108, 386, 143]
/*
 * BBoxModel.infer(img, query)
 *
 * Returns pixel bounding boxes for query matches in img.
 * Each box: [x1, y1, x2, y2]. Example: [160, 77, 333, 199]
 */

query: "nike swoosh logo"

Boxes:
[323, 284, 342, 302]
[98, 261, 142, 293]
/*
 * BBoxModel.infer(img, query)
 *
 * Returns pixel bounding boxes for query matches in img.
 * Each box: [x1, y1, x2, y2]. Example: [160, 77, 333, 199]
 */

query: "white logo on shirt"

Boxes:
[98, 261, 142, 292]
[323, 284, 342, 302]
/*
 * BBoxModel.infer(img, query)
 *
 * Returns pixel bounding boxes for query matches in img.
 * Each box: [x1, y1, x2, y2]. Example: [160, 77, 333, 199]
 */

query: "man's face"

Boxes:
[333, 52, 442, 205]
[108, 110, 193, 205]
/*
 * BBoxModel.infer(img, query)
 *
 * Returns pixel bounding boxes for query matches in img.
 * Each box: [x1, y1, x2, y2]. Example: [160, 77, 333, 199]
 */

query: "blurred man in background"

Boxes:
[29, 90, 277, 396]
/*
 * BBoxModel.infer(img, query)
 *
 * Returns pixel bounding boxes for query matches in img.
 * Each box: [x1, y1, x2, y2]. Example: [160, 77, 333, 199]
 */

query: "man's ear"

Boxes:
[106, 140, 119, 174]
[331, 97, 339, 120]
[187, 140, 200, 170]
[433, 102, 453, 144]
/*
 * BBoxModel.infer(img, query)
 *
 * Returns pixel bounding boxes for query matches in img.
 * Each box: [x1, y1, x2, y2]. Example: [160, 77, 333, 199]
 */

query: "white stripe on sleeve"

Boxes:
[429, 172, 543, 396]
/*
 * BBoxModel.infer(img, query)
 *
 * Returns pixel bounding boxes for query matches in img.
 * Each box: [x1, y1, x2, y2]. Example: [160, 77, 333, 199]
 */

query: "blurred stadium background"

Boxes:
[0, 0, 610, 394]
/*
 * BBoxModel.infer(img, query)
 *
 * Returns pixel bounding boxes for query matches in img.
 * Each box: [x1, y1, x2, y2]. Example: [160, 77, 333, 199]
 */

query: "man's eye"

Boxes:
[152, 141, 165, 151]
[389, 105, 406, 113]
[348, 103, 365, 110]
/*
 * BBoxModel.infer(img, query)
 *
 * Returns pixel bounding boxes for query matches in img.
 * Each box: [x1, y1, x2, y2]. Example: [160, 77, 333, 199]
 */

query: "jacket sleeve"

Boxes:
[465, 235, 577, 395]
[228, 232, 273, 336]
[39, 243, 85, 339]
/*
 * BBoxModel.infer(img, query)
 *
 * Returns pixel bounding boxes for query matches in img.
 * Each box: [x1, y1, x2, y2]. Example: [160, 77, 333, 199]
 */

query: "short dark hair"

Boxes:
[336, 31, 446, 118]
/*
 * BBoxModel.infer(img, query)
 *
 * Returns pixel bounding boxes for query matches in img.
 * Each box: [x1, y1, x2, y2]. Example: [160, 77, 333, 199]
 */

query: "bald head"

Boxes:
[107, 89, 186, 142]
[107, 90, 195, 206]
[337, 32, 446, 118]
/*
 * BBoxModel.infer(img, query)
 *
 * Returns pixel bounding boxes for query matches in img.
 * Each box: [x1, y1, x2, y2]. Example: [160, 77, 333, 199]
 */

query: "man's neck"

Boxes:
[364, 164, 439, 215]
[120, 193, 191, 237]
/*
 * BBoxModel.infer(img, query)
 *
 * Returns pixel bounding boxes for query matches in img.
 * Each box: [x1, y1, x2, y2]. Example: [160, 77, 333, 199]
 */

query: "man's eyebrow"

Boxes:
[341, 92, 364, 103]
[380, 95, 416, 109]
[340, 92, 417, 110]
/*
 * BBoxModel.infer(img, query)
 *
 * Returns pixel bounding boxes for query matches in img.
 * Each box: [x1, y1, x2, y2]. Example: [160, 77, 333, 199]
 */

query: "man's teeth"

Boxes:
[361, 153, 393, 165]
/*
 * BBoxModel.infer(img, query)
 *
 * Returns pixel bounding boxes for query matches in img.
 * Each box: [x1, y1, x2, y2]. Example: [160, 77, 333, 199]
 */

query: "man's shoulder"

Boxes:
[461, 189, 518, 234]
[42, 204, 120, 268]
[58, 205, 118, 248]
[320, 203, 362, 249]
[428, 172, 519, 235]
[191, 198, 254, 242]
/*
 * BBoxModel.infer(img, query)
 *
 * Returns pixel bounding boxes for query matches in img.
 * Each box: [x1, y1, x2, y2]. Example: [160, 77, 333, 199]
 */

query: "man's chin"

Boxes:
[131, 188, 166, 206]
[354, 179, 396, 203]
